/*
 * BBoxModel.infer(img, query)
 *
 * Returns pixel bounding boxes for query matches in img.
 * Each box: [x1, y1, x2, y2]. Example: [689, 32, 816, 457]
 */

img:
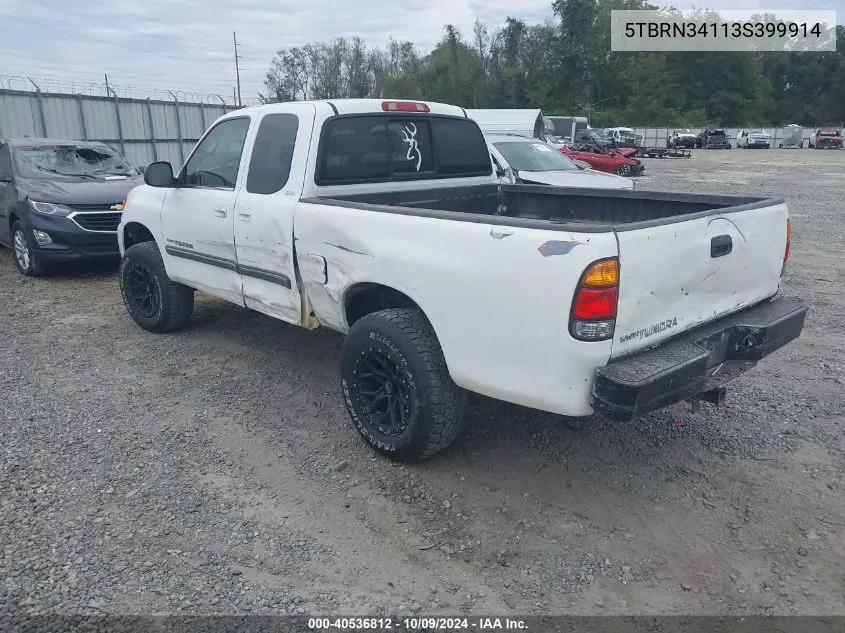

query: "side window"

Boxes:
[246, 114, 299, 195]
[183, 117, 250, 189]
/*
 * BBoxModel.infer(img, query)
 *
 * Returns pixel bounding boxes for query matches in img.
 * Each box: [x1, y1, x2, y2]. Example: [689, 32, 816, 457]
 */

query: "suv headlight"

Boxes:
[28, 200, 74, 217]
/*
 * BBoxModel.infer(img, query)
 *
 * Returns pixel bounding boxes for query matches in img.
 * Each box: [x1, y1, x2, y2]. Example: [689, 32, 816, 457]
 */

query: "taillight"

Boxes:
[570, 257, 619, 341]
[782, 217, 792, 276]
[381, 101, 430, 112]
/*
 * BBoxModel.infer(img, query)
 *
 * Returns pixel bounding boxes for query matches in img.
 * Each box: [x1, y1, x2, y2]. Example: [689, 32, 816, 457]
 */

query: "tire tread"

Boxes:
[120, 242, 194, 333]
[349, 308, 466, 461]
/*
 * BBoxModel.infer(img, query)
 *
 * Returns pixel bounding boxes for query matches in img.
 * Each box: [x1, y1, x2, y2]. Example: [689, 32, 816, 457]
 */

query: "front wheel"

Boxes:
[340, 308, 467, 462]
[616, 164, 632, 176]
[119, 242, 194, 333]
[11, 221, 45, 277]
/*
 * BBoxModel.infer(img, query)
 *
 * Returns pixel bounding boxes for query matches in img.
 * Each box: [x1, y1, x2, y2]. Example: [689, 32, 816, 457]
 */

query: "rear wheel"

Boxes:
[119, 242, 194, 333]
[340, 308, 467, 462]
[11, 221, 45, 277]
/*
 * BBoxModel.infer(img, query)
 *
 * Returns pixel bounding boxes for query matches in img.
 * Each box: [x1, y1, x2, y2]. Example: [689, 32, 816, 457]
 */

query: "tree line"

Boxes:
[261, 0, 845, 127]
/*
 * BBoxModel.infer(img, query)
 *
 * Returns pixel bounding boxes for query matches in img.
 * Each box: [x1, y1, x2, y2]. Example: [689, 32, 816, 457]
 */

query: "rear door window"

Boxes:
[246, 113, 299, 194]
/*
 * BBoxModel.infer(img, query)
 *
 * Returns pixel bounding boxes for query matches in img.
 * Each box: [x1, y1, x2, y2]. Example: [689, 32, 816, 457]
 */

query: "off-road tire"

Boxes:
[340, 308, 467, 462]
[11, 221, 45, 277]
[119, 241, 194, 333]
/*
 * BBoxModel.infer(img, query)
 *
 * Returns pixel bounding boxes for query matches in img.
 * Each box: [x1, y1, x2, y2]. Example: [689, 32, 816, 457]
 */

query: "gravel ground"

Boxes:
[1, 149, 844, 617]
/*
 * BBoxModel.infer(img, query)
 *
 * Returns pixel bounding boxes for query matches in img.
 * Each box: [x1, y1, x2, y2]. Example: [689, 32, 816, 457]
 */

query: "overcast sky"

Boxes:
[0, 0, 840, 104]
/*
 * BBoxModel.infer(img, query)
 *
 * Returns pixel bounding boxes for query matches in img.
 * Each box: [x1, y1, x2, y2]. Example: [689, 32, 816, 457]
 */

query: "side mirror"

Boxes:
[144, 161, 174, 187]
[0, 168, 9, 183]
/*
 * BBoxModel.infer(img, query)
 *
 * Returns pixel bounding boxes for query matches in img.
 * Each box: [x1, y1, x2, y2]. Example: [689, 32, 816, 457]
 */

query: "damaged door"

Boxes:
[160, 116, 251, 305]
[233, 104, 316, 324]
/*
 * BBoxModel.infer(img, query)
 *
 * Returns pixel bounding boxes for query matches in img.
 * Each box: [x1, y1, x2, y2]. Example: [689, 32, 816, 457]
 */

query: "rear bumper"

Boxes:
[591, 296, 808, 422]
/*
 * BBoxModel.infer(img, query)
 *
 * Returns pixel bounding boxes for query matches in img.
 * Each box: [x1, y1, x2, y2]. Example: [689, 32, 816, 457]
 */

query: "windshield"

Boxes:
[677, 129, 693, 134]
[12, 145, 136, 179]
[750, 129, 767, 134]
[494, 141, 579, 172]
[577, 130, 605, 143]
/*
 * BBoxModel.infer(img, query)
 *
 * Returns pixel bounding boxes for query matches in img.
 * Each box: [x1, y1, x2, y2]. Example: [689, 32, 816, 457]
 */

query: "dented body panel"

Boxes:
[294, 202, 619, 415]
[612, 201, 789, 358]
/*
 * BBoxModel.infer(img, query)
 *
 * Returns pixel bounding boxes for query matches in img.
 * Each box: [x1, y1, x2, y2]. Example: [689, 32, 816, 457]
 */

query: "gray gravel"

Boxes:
[1, 149, 844, 616]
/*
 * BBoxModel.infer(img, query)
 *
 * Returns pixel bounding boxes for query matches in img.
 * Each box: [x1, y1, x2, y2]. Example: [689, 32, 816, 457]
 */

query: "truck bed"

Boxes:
[306, 183, 780, 232]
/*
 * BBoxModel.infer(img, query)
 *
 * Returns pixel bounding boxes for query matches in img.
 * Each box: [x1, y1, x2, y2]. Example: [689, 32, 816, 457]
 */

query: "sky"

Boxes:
[0, 0, 841, 104]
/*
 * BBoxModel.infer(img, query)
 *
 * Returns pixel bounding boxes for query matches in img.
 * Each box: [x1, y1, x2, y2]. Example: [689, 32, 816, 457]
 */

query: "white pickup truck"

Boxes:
[117, 98, 808, 462]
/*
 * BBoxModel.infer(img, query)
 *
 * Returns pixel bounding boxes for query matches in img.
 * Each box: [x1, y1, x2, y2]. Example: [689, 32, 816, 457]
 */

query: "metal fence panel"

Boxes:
[180, 105, 205, 140]
[2, 88, 239, 166]
[41, 95, 84, 138]
[80, 97, 120, 140]
[119, 100, 151, 140]
[0, 91, 40, 137]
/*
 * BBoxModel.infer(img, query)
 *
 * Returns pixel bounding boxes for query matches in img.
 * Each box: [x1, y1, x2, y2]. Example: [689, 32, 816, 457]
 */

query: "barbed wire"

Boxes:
[0, 74, 263, 106]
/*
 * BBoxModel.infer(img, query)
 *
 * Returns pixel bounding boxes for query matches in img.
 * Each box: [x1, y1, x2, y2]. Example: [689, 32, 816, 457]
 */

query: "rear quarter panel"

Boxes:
[294, 203, 619, 416]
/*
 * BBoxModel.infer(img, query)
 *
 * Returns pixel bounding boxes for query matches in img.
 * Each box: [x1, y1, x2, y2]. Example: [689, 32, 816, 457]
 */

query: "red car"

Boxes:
[559, 144, 644, 177]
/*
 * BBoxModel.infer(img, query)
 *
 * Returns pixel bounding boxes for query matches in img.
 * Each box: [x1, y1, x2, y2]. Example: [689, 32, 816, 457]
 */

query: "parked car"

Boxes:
[809, 128, 842, 149]
[602, 127, 641, 149]
[487, 134, 633, 190]
[666, 129, 697, 148]
[737, 129, 772, 149]
[0, 138, 143, 276]
[695, 129, 732, 149]
[559, 143, 645, 176]
[778, 124, 804, 149]
[116, 98, 806, 462]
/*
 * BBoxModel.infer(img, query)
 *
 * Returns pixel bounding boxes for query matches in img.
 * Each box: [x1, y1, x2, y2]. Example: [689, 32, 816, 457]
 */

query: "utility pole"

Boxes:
[233, 31, 242, 107]
[104, 73, 111, 96]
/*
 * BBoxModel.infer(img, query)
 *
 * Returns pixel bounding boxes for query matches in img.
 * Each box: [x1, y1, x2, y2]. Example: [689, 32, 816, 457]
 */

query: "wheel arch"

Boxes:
[122, 222, 156, 250]
[344, 283, 424, 328]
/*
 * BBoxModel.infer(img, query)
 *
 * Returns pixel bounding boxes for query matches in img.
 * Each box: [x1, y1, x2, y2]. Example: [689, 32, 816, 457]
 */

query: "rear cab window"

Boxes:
[315, 115, 492, 185]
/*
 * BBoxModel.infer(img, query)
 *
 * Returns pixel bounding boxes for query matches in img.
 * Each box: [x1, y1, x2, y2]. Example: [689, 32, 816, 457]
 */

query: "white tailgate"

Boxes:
[612, 201, 789, 358]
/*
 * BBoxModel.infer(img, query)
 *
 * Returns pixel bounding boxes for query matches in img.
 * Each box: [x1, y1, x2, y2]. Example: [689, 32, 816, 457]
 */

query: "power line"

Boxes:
[0, 51, 266, 85]
[0, 12, 232, 65]
[25, 0, 222, 56]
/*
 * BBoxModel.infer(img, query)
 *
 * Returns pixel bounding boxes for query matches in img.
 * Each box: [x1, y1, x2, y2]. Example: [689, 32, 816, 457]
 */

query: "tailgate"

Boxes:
[611, 200, 789, 358]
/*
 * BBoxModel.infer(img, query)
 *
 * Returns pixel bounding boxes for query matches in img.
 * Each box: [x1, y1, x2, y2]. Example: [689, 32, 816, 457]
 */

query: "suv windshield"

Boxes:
[13, 144, 136, 179]
[494, 140, 579, 172]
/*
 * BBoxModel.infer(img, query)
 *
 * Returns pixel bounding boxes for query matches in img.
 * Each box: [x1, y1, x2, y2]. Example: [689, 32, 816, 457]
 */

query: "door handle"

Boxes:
[711, 234, 733, 258]
[237, 213, 251, 222]
[213, 206, 227, 218]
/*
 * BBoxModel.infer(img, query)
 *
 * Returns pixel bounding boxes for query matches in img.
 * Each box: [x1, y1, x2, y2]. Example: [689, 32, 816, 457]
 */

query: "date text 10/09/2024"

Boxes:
[624, 21, 823, 39]
[307, 618, 528, 630]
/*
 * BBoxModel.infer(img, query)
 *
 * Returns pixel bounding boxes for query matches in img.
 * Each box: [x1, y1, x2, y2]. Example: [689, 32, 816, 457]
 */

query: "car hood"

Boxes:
[518, 169, 633, 190]
[19, 175, 143, 205]
[677, 133, 696, 138]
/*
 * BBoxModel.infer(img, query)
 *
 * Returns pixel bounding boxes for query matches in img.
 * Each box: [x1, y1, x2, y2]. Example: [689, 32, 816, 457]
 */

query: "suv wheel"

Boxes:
[11, 221, 45, 277]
